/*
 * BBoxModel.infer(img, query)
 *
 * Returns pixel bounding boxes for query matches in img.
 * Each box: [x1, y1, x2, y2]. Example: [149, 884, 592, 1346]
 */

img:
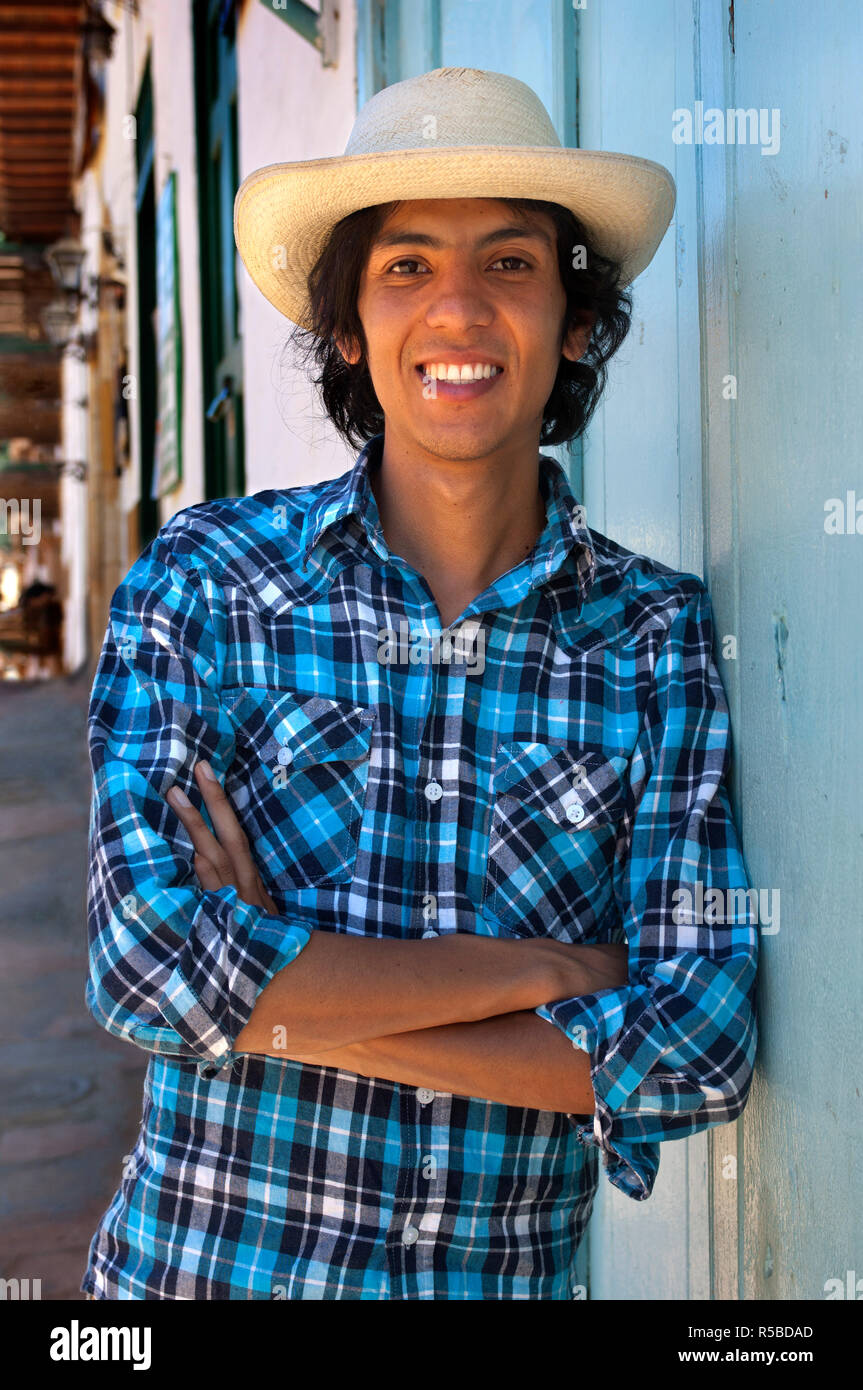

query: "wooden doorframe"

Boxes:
[133, 55, 159, 548]
[193, 0, 245, 500]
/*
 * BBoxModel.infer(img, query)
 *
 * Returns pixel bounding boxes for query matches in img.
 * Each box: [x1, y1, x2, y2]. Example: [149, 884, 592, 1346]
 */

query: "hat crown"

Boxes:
[344, 67, 562, 156]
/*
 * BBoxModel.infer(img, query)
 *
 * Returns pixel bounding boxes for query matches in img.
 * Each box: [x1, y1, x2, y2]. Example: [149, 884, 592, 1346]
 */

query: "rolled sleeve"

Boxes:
[85, 531, 311, 1078]
[536, 582, 758, 1200]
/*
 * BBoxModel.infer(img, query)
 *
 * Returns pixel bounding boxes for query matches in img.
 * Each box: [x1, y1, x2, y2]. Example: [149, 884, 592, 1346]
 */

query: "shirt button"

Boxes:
[424, 780, 443, 802]
[277, 744, 293, 766]
[402, 1224, 419, 1246]
[421, 928, 438, 938]
[566, 800, 585, 823]
[416, 1087, 435, 1104]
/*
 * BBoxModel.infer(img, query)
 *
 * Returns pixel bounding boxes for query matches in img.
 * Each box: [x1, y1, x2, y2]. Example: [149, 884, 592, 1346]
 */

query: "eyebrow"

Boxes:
[370, 223, 555, 254]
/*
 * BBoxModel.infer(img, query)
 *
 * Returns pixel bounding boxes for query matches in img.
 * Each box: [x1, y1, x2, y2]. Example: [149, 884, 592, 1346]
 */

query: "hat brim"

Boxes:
[234, 146, 676, 330]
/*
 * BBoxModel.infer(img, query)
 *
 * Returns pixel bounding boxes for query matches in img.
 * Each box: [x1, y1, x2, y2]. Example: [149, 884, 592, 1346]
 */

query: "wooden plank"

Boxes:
[0, 224, 68, 237]
[0, 52, 76, 71]
[0, 155, 72, 166]
[0, 219, 68, 231]
[576, 0, 718, 1301]
[0, 34, 78, 50]
[727, 0, 863, 1304]
[0, 98, 76, 108]
[0, 161, 75, 172]
[0, 115, 76, 126]
[0, 82, 77, 94]
[0, 8, 83, 30]
[0, 194, 77, 206]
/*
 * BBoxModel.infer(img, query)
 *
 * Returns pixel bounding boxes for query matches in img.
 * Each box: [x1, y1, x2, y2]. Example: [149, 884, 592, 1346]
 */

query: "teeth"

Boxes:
[422, 363, 501, 381]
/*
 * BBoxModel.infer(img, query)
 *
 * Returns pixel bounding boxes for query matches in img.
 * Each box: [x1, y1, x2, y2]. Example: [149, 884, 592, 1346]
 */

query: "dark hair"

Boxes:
[286, 197, 633, 450]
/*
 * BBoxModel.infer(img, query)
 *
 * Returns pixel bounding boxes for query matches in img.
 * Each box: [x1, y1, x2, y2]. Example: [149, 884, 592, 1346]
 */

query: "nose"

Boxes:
[423, 260, 495, 333]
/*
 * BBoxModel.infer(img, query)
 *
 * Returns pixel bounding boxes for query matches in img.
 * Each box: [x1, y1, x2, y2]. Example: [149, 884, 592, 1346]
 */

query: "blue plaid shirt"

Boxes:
[82, 432, 757, 1300]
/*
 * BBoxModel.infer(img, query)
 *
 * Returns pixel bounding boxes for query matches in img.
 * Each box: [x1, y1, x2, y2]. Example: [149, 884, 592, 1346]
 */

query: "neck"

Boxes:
[368, 430, 548, 626]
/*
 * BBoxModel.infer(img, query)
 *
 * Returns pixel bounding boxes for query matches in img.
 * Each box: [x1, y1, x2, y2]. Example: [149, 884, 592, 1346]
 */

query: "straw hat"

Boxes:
[234, 66, 676, 332]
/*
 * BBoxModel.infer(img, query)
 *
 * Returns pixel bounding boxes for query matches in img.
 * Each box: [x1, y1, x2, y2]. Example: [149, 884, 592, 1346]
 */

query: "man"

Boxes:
[82, 67, 757, 1300]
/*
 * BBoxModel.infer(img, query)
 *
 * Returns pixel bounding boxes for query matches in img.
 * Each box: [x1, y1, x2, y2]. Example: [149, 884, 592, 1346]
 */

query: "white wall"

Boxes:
[235, 0, 360, 492]
[149, 0, 206, 520]
[97, 0, 205, 528]
[100, 0, 150, 554]
[60, 350, 89, 672]
[93, 0, 363, 534]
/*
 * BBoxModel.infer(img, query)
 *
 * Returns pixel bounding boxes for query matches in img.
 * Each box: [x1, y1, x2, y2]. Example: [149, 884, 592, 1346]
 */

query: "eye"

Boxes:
[386, 259, 429, 276]
[384, 254, 533, 276]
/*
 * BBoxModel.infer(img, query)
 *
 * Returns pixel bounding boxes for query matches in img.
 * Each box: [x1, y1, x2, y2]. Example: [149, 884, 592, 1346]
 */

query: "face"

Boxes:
[339, 198, 593, 464]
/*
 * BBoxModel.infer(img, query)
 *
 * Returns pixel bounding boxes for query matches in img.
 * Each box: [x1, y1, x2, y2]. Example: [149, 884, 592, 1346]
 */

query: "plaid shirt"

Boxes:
[82, 432, 757, 1300]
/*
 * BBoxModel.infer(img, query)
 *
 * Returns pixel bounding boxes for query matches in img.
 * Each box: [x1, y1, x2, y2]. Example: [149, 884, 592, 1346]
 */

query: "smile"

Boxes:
[420, 363, 503, 381]
[415, 363, 504, 400]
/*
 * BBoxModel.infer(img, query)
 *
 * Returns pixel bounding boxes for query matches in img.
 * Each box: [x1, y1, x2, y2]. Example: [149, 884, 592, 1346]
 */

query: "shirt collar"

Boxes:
[300, 432, 596, 605]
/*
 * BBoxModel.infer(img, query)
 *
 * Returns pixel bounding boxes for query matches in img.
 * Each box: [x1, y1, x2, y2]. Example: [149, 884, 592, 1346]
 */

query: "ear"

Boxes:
[562, 308, 596, 364]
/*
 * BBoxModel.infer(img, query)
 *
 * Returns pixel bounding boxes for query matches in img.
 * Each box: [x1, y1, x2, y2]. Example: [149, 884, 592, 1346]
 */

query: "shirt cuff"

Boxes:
[122, 886, 312, 1077]
[535, 991, 665, 1200]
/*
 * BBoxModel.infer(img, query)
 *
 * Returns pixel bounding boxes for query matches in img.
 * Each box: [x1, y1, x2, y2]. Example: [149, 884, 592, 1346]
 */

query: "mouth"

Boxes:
[415, 362, 505, 401]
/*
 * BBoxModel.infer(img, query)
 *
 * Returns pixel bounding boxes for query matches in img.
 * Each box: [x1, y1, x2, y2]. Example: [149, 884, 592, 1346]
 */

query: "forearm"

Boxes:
[267, 1010, 597, 1115]
[233, 930, 574, 1054]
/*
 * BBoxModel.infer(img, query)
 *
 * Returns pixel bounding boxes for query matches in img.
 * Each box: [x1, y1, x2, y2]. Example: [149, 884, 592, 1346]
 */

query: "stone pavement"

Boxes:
[0, 667, 148, 1300]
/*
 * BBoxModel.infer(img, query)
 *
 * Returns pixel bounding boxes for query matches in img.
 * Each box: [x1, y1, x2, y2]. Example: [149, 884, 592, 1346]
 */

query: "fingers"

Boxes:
[255, 878, 280, 916]
[165, 782, 225, 867]
[165, 762, 258, 904]
[191, 762, 266, 905]
[194, 848, 278, 916]
[165, 761, 281, 915]
[194, 853, 224, 893]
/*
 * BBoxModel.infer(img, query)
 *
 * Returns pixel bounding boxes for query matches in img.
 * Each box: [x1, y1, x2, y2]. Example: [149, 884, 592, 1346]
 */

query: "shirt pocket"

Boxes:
[480, 742, 628, 943]
[222, 686, 376, 890]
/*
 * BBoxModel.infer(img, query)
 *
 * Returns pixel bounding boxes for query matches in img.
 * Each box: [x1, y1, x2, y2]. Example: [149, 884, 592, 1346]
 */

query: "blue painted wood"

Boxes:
[575, 0, 710, 1300]
[700, 0, 863, 1302]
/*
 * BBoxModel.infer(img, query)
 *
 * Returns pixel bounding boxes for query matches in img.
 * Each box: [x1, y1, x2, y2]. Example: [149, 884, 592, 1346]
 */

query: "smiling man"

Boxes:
[81, 67, 758, 1301]
[345, 197, 590, 632]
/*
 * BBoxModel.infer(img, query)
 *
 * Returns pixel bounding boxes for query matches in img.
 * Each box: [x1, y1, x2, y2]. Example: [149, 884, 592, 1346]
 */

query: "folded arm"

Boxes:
[231, 928, 627, 1054]
[171, 748, 629, 1055]
[266, 1008, 597, 1115]
[174, 762, 623, 1111]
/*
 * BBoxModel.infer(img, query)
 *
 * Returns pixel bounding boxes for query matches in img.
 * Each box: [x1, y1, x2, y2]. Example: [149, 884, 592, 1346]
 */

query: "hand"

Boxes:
[534, 938, 630, 1000]
[165, 760, 279, 915]
[575, 942, 630, 993]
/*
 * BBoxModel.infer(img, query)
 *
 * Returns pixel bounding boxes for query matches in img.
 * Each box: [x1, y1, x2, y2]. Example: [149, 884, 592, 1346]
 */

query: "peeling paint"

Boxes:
[773, 613, 789, 703]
